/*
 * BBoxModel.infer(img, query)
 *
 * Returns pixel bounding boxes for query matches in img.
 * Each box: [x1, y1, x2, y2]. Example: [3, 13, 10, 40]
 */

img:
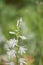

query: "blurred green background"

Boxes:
[0, 0, 43, 65]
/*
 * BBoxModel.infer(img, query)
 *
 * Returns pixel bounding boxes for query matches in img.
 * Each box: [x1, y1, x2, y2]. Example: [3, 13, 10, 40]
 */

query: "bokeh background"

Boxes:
[0, 0, 43, 65]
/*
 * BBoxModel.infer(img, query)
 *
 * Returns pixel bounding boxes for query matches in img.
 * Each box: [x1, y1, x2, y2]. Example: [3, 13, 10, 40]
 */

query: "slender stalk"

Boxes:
[16, 26, 19, 65]
[16, 46, 19, 65]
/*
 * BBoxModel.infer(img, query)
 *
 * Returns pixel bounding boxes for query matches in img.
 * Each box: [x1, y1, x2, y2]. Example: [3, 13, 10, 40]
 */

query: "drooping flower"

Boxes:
[7, 39, 18, 48]
[7, 50, 16, 59]
[18, 47, 27, 55]
[19, 58, 26, 65]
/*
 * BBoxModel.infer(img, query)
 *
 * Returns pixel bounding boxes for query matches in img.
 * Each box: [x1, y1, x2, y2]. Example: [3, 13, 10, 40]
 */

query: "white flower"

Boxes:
[7, 39, 18, 48]
[18, 47, 27, 55]
[7, 50, 16, 58]
[19, 58, 26, 65]
[9, 62, 15, 65]
[19, 36, 27, 40]
[9, 31, 15, 34]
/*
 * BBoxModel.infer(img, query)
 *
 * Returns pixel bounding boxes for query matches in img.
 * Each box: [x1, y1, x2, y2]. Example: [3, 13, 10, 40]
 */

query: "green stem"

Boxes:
[16, 31, 19, 65]
[16, 46, 19, 65]
[15, 23, 20, 65]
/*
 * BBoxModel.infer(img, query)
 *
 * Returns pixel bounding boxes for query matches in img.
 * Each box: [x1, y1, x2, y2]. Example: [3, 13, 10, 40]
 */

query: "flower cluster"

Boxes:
[5, 17, 27, 65]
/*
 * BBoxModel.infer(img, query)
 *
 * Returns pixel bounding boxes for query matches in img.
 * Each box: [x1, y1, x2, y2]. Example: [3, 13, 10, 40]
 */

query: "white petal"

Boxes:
[7, 50, 16, 58]
[19, 58, 26, 64]
[17, 17, 23, 27]
[7, 39, 18, 48]
[9, 31, 15, 34]
[18, 47, 27, 55]
[19, 36, 27, 40]
[19, 17, 23, 22]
